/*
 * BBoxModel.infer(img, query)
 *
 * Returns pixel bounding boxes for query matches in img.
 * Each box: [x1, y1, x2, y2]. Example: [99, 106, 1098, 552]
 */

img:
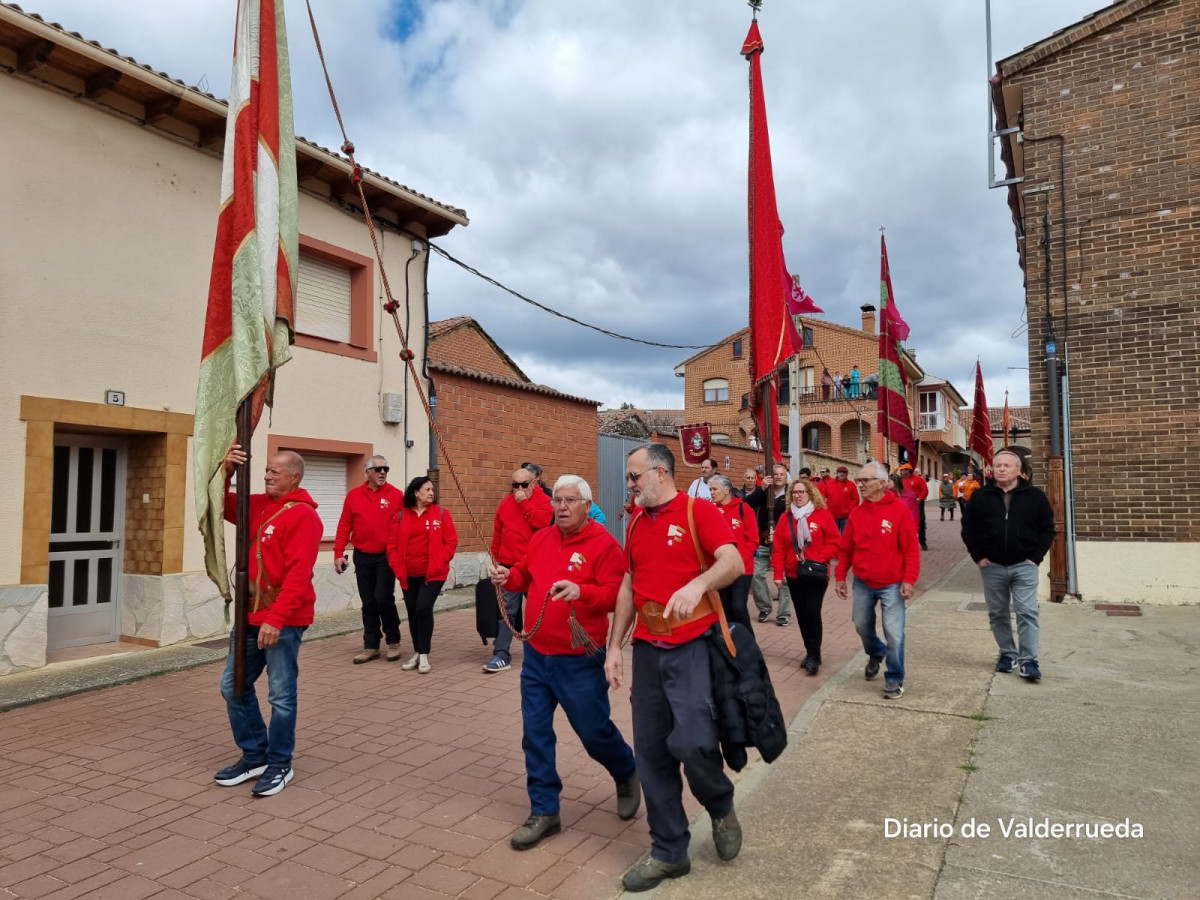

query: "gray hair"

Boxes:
[366, 455, 388, 470]
[552, 474, 592, 502]
[276, 450, 305, 479]
[994, 449, 1022, 465]
[860, 460, 889, 481]
[630, 441, 675, 477]
[709, 474, 734, 494]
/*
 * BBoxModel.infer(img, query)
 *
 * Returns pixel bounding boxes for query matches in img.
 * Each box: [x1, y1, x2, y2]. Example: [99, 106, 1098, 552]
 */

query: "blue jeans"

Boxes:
[521, 644, 635, 815]
[980, 561, 1040, 664]
[220, 625, 305, 768]
[493, 588, 524, 662]
[851, 578, 905, 686]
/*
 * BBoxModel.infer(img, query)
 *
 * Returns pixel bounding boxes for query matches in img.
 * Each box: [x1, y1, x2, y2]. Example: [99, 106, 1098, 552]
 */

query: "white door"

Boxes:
[47, 436, 127, 649]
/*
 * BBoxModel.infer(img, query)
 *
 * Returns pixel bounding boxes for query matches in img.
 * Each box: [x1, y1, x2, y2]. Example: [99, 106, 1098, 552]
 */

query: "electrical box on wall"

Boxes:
[380, 392, 404, 425]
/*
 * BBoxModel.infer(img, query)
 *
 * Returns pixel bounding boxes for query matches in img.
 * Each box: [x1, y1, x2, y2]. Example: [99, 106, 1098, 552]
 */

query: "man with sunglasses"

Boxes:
[334, 456, 405, 664]
[488, 475, 638, 851]
[484, 467, 554, 673]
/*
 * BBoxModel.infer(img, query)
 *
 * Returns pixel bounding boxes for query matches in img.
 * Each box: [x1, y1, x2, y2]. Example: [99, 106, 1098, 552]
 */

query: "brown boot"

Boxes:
[353, 649, 380, 665]
[385, 643, 402, 662]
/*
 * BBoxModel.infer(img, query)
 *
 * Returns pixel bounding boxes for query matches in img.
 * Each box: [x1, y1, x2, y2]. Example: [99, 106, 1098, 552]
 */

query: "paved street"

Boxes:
[0, 511, 965, 900]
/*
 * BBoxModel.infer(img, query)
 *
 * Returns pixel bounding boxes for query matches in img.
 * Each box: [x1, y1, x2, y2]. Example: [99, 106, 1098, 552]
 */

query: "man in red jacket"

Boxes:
[900, 463, 931, 551]
[489, 475, 639, 851]
[484, 467, 554, 673]
[333, 456, 404, 664]
[216, 445, 323, 797]
[835, 461, 920, 700]
[824, 465, 861, 533]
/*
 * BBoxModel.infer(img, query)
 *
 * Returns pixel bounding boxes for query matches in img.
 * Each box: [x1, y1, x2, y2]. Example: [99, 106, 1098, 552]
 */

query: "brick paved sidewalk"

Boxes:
[0, 506, 965, 900]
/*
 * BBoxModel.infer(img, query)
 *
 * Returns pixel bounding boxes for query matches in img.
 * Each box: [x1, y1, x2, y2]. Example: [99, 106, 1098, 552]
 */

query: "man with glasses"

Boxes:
[484, 467, 554, 673]
[744, 463, 793, 626]
[824, 465, 860, 533]
[334, 456, 405, 664]
[834, 461, 920, 700]
[606, 443, 743, 892]
[489, 475, 638, 851]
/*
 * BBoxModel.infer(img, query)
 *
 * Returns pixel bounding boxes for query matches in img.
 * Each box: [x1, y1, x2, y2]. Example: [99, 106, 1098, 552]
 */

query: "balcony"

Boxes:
[796, 384, 879, 403]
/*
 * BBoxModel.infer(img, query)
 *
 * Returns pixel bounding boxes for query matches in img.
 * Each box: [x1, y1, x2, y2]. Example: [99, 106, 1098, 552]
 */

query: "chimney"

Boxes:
[860, 304, 876, 335]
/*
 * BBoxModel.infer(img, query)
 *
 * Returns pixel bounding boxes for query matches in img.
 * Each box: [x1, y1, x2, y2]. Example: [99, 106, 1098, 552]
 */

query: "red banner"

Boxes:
[970, 362, 994, 467]
[679, 424, 712, 466]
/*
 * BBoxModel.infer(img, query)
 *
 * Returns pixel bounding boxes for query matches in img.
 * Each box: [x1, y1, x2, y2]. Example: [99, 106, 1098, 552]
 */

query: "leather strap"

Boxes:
[687, 497, 736, 657]
[252, 502, 297, 614]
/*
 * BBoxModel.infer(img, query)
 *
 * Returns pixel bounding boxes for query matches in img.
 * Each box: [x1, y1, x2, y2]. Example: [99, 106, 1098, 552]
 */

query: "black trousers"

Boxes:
[401, 576, 444, 654]
[785, 574, 827, 660]
[718, 573, 755, 634]
[354, 550, 400, 649]
[918, 503, 928, 546]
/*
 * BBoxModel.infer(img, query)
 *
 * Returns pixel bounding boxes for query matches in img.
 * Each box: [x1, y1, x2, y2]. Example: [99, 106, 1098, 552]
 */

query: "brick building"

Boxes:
[674, 307, 968, 478]
[992, 0, 1199, 603]
[427, 317, 600, 570]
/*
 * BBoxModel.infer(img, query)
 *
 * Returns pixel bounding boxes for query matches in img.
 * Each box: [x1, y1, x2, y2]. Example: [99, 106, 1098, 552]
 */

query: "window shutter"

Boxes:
[299, 453, 349, 538]
[297, 255, 352, 342]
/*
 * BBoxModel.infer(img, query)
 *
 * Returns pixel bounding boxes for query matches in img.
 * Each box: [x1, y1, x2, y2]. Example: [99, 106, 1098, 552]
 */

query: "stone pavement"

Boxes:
[9, 508, 1178, 900]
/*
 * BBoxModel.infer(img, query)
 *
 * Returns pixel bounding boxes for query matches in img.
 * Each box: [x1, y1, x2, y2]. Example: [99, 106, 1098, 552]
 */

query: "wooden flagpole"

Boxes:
[233, 399, 252, 696]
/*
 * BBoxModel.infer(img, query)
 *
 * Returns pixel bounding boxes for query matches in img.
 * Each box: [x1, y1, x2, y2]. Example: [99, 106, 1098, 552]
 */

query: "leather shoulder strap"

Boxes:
[687, 497, 735, 657]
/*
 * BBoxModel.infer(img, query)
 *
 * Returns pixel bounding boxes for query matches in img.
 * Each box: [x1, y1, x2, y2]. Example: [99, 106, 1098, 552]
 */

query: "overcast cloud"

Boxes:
[26, 0, 1106, 409]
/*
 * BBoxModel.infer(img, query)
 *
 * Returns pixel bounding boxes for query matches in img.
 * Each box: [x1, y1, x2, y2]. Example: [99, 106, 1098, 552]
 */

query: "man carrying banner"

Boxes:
[214, 445, 322, 797]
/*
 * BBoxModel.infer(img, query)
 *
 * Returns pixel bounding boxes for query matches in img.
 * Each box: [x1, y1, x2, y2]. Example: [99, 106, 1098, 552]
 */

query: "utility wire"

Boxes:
[421, 239, 711, 350]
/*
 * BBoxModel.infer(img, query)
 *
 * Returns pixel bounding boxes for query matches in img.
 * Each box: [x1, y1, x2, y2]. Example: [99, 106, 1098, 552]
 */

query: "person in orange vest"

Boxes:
[962, 472, 982, 504]
[953, 472, 969, 518]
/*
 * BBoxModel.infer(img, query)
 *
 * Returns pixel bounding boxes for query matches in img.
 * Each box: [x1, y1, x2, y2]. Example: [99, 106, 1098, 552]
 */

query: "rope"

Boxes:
[303, 0, 537, 643]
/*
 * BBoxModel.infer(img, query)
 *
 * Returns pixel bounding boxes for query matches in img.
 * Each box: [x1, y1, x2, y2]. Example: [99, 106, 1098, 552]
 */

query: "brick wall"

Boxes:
[431, 370, 599, 552]
[124, 434, 166, 575]
[1001, 0, 1200, 541]
[430, 327, 522, 380]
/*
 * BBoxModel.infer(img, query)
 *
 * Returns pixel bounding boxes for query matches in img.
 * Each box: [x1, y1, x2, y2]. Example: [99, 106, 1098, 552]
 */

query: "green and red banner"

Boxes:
[194, 0, 298, 597]
[876, 235, 916, 459]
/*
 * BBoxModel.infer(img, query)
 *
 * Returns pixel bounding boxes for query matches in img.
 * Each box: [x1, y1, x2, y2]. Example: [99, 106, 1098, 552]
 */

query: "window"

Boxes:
[293, 235, 377, 362]
[703, 378, 730, 403]
[919, 392, 944, 431]
[802, 327, 814, 348]
[732, 339, 743, 358]
[802, 425, 820, 451]
[740, 392, 749, 410]
[712, 433, 731, 444]
[778, 367, 790, 403]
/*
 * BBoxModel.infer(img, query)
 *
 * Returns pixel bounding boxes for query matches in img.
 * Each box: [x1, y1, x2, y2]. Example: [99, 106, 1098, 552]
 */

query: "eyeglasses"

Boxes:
[369, 466, 390, 474]
[855, 477, 883, 485]
[792, 489, 809, 496]
[551, 497, 584, 506]
[626, 468, 652, 483]
[511, 481, 532, 490]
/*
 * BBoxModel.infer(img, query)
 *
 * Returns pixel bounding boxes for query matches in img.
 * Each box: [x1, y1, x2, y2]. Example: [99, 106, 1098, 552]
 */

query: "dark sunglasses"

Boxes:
[512, 481, 532, 490]
[369, 466, 390, 474]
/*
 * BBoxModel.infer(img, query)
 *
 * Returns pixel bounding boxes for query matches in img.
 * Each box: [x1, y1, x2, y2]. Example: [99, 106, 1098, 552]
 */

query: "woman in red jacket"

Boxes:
[772, 479, 839, 675]
[388, 476, 458, 674]
[708, 474, 758, 632]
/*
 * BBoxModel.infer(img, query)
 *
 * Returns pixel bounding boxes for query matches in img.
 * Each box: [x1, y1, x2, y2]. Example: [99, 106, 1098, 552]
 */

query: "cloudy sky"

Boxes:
[28, 0, 1104, 409]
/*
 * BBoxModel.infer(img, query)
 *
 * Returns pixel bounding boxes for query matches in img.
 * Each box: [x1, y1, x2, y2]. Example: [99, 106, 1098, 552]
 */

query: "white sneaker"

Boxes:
[418, 653, 431, 674]
[400, 653, 420, 671]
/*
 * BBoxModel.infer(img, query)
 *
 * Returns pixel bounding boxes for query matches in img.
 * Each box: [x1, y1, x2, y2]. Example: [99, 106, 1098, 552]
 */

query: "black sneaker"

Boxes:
[757, 611, 771, 623]
[883, 683, 904, 700]
[1019, 661, 1042, 681]
[251, 765, 294, 797]
[615, 773, 642, 820]
[510, 813, 561, 851]
[995, 655, 1015, 673]
[776, 616, 790, 627]
[864, 656, 883, 681]
[214, 758, 267, 786]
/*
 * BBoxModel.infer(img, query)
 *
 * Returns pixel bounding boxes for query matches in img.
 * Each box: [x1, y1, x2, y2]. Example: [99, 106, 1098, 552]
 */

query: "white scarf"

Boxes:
[790, 501, 814, 548]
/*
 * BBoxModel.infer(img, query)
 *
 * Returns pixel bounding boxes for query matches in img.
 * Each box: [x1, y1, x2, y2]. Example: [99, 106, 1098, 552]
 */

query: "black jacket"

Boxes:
[961, 481, 1055, 567]
[707, 623, 788, 771]
[743, 485, 787, 547]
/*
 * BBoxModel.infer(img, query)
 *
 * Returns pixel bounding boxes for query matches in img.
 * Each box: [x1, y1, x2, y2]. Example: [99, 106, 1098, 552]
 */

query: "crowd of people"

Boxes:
[212, 440, 1053, 892]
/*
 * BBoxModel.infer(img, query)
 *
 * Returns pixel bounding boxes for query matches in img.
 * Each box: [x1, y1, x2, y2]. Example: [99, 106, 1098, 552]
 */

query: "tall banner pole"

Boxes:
[233, 400, 252, 696]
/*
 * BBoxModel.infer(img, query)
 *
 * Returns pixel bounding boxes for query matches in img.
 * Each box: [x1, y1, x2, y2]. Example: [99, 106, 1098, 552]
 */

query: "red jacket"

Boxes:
[490, 490, 553, 565]
[902, 473, 929, 502]
[771, 507, 840, 581]
[625, 494, 735, 645]
[834, 491, 920, 589]
[503, 519, 624, 655]
[714, 497, 758, 575]
[387, 504, 458, 589]
[224, 488, 322, 629]
[824, 478, 861, 519]
[333, 482, 403, 557]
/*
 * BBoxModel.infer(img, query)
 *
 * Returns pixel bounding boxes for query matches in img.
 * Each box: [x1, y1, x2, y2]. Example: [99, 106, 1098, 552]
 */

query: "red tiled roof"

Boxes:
[429, 362, 600, 406]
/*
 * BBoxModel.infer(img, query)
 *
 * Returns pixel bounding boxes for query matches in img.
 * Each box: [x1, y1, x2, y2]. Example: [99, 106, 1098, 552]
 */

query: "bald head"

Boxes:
[265, 451, 304, 499]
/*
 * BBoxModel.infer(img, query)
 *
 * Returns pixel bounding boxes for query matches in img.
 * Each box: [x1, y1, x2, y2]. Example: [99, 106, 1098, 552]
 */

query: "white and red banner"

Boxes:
[194, 0, 298, 597]
[679, 424, 712, 467]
